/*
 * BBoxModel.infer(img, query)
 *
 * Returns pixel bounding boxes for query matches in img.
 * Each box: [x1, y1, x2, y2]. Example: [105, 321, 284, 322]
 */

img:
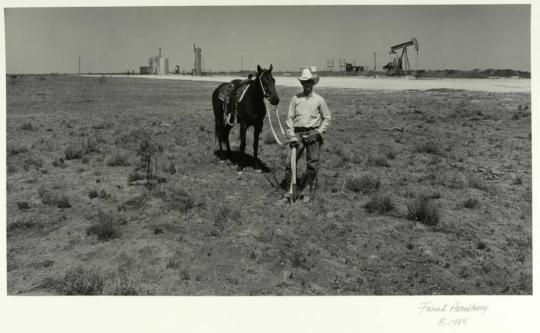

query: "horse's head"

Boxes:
[256, 64, 280, 106]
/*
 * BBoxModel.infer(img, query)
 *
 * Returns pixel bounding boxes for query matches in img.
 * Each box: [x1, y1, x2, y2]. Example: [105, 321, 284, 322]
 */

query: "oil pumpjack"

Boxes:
[383, 37, 419, 75]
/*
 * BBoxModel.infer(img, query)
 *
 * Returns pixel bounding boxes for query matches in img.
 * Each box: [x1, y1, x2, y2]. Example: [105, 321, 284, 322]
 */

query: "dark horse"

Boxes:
[212, 65, 280, 172]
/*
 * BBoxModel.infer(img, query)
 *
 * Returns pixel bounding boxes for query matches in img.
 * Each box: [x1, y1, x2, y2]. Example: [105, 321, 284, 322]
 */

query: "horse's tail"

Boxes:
[212, 83, 228, 143]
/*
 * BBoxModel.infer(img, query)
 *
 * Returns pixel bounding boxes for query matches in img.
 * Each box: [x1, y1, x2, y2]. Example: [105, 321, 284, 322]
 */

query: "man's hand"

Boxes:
[304, 132, 321, 144]
[289, 140, 299, 149]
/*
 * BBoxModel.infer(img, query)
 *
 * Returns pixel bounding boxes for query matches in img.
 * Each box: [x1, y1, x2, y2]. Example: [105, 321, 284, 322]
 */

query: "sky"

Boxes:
[4, 5, 531, 74]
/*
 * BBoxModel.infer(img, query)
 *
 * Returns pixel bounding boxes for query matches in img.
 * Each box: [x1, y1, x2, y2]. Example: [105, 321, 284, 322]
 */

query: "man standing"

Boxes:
[280, 67, 331, 204]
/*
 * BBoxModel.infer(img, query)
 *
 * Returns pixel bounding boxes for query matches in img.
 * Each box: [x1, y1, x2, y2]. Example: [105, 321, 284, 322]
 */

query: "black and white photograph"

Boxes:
[1, 1, 537, 332]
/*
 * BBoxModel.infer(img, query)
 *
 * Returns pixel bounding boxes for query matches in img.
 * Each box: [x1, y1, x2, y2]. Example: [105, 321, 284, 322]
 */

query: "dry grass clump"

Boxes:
[52, 157, 67, 168]
[64, 137, 98, 160]
[345, 173, 380, 194]
[23, 156, 44, 171]
[164, 162, 176, 175]
[17, 201, 31, 210]
[365, 194, 394, 214]
[7, 144, 30, 156]
[106, 151, 131, 167]
[467, 174, 494, 193]
[407, 197, 440, 226]
[415, 140, 442, 155]
[156, 184, 197, 213]
[215, 205, 242, 225]
[335, 145, 354, 164]
[86, 210, 121, 241]
[109, 267, 140, 295]
[57, 266, 104, 295]
[20, 122, 36, 131]
[128, 171, 146, 182]
[367, 154, 391, 167]
[38, 186, 71, 208]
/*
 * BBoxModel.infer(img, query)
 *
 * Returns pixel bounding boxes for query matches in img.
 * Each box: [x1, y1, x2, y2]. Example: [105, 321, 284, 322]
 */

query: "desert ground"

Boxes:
[6, 74, 531, 295]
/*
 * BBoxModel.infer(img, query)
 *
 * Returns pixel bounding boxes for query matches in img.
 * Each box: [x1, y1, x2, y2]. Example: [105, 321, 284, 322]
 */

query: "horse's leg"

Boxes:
[215, 121, 225, 161]
[253, 123, 262, 172]
[224, 125, 232, 160]
[237, 122, 247, 172]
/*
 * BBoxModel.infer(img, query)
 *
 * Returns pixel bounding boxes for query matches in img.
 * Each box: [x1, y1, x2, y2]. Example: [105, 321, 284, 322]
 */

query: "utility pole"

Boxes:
[241, 57, 243, 72]
[373, 52, 377, 71]
[78, 56, 81, 74]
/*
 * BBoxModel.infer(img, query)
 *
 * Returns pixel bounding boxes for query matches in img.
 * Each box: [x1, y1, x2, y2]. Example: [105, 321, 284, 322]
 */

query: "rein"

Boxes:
[259, 70, 288, 146]
[264, 99, 288, 146]
[258, 70, 269, 98]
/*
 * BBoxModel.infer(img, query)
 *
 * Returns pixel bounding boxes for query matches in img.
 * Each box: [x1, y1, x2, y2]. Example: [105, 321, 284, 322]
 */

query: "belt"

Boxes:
[294, 127, 318, 133]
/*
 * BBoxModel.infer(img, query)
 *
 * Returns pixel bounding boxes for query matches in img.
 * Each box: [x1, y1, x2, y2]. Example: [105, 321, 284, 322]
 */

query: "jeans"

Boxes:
[284, 130, 322, 196]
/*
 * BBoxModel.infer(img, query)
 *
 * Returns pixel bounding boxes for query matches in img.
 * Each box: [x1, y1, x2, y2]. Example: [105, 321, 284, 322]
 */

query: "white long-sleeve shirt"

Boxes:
[286, 91, 331, 141]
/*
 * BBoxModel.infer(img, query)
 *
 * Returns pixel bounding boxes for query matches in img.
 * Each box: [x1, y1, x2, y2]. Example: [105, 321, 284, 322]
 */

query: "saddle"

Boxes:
[218, 79, 252, 126]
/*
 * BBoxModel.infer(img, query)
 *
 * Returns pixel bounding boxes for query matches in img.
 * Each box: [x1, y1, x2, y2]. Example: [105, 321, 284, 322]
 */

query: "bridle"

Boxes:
[258, 70, 271, 99]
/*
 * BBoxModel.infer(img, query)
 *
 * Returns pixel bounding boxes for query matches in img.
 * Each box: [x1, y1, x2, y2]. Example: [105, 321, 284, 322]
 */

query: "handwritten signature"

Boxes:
[418, 301, 489, 327]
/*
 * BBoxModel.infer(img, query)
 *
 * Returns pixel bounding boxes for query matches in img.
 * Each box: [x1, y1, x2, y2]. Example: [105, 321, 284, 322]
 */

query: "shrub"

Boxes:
[407, 198, 440, 226]
[86, 210, 121, 241]
[21, 122, 35, 130]
[463, 198, 479, 208]
[57, 266, 104, 295]
[52, 157, 67, 168]
[7, 163, 18, 173]
[56, 196, 72, 208]
[467, 174, 493, 193]
[17, 201, 30, 210]
[7, 144, 29, 156]
[365, 195, 394, 214]
[89, 189, 98, 199]
[38, 186, 71, 208]
[22, 157, 43, 171]
[165, 162, 176, 175]
[109, 267, 140, 295]
[345, 174, 380, 194]
[106, 152, 130, 167]
[367, 154, 390, 167]
[215, 205, 242, 225]
[98, 189, 109, 199]
[416, 141, 442, 155]
[336, 146, 354, 163]
[128, 171, 146, 182]
[136, 137, 163, 184]
[64, 137, 98, 160]
[163, 185, 195, 213]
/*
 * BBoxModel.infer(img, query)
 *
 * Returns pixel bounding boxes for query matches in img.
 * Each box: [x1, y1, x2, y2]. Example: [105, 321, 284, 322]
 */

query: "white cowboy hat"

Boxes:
[298, 67, 319, 85]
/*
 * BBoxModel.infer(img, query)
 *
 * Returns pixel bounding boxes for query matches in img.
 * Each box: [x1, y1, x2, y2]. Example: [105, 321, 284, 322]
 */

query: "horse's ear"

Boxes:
[269, 64, 273, 72]
[257, 65, 262, 74]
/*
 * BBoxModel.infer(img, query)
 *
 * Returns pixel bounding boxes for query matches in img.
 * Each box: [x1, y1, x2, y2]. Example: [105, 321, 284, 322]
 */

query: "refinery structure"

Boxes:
[139, 48, 169, 75]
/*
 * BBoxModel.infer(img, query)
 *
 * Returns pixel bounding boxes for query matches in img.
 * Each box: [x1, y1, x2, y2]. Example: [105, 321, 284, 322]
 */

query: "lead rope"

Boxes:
[264, 99, 288, 146]
[275, 104, 286, 136]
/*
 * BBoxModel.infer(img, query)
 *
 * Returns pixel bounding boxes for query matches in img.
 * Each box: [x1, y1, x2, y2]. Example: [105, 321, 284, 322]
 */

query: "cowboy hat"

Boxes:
[298, 67, 319, 85]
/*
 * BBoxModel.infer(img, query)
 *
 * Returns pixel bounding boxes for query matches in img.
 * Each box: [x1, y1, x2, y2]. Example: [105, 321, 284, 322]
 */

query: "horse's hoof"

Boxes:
[237, 171, 243, 176]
